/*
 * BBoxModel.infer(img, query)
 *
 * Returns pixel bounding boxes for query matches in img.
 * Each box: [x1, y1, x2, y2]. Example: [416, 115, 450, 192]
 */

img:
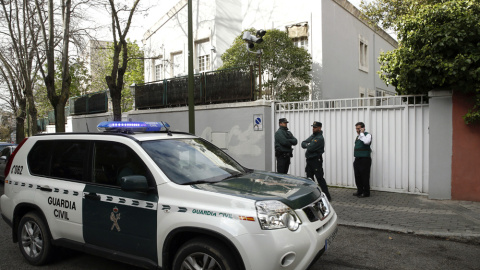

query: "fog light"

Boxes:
[280, 252, 296, 267]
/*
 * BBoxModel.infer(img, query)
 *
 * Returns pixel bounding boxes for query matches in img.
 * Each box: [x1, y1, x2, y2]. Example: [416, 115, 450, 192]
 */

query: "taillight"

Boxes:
[5, 138, 28, 180]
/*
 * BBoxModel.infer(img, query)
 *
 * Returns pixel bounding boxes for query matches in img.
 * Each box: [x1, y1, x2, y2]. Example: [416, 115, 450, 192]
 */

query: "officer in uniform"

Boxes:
[353, 122, 372, 198]
[274, 118, 298, 174]
[302, 121, 332, 201]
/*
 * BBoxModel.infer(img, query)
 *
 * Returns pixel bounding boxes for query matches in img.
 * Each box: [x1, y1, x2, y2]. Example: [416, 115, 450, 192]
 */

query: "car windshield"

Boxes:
[141, 138, 246, 185]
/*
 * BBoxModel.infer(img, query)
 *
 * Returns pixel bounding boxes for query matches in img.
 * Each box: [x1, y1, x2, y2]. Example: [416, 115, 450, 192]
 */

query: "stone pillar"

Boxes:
[428, 90, 453, 200]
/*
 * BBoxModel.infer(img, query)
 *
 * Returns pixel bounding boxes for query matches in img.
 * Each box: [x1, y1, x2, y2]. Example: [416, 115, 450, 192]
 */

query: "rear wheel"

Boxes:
[17, 212, 53, 265]
[173, 237, 238, 270]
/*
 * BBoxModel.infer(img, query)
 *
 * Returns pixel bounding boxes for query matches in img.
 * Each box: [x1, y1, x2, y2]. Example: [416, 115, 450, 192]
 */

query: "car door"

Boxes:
[82, 140, 158, 262]
[28, 140, 88, 243]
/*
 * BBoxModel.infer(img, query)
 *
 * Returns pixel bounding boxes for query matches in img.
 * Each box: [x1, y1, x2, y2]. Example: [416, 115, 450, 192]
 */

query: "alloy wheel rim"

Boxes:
[21, 221, 43, 258]
[180, 252, 221, 270]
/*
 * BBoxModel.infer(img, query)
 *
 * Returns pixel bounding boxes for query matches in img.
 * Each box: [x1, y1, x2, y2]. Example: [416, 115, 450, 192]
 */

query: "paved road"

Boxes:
[1, 219, 479, 270]
[2, 184, 480, 269]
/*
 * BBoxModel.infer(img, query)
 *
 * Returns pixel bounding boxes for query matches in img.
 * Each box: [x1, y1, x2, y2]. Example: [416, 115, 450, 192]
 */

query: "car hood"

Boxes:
[194, 171, 322, 209]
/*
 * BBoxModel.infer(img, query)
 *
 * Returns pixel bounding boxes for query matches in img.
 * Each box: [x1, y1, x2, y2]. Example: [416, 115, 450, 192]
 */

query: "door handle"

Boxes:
[39, 185, 52, 192]
[84, 192, 101, 201]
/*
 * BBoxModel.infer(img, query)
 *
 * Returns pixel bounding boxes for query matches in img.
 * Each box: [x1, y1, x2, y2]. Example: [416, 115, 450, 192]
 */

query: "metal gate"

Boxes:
[272, 95, 429, 194]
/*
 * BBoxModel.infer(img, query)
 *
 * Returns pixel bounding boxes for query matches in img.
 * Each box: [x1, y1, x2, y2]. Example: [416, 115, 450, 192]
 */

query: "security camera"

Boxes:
[242, 31, 263, 44]
[242, 30, 267, 55]
[256, 29, 266, 37]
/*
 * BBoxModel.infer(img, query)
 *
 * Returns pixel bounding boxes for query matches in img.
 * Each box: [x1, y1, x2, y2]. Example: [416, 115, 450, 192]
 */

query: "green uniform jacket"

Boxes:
[275, 126, 298, 153]
[301, 131, 325, 159]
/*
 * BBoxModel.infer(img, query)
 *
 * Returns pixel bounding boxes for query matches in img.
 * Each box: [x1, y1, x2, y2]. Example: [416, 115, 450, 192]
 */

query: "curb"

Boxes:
[338, 221, 480, 245]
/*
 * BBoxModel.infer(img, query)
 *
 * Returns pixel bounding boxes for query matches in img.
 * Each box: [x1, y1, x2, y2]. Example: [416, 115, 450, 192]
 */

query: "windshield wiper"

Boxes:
[180, 180, 221, 185]
[222, 172, 245, 181]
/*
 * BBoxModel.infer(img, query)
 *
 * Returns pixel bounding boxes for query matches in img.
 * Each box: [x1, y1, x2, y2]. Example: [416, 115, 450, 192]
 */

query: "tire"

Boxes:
[173, 237, 239, 270]
[17, 212, 53, 265]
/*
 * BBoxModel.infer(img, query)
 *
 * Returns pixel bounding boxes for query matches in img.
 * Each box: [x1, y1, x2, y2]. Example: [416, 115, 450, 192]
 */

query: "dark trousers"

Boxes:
[305, 157, 331, 200]
[353, 157, 372, 195]
[276, 156, 291, 174]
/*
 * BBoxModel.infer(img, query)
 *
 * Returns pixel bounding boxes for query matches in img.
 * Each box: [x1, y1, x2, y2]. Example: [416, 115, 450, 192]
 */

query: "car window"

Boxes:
[141, 138, 245, 185]
[28, 140, 89, 181]
[92, 141, 151, 187]
[1, 147, 9, 157]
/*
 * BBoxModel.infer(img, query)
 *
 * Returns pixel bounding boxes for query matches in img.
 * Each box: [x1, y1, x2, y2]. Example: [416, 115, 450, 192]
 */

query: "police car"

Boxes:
[0, 121, 337, 270]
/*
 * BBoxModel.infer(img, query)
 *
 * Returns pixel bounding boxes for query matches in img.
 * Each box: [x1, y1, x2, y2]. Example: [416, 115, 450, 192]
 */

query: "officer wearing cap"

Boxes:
[301, 121, 332, 201]
[274, 118, 298, 174]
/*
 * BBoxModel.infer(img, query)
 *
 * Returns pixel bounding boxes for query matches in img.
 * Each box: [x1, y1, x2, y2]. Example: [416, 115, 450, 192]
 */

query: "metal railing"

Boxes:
[134, 66, 255, 109]
[275, 95, 428, 111]
[69, 91, 109, 115]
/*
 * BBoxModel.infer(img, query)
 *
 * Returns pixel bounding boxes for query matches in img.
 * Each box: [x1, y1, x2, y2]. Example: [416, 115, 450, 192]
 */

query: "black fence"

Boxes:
[135, 66, 255, 110]
[70, 91, 108, 115]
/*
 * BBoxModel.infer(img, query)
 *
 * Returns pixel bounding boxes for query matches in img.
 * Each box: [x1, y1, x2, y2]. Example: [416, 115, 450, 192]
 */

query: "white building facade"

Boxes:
[142, 0, 397, 100]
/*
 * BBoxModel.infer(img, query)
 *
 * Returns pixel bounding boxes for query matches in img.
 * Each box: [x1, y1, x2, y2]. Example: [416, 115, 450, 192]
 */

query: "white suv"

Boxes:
[1, 121, 337, 270]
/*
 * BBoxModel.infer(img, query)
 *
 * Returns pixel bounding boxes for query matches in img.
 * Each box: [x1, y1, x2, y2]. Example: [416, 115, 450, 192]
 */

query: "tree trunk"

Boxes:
[54, 101, 67, 133]
[111, 85, 122, 121]
[16, 99, 26, 143]
[15, 116, 25, 144]
[26, 86, 38, 136]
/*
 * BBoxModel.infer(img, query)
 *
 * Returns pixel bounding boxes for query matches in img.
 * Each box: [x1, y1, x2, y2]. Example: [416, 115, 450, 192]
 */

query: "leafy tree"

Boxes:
[35, 0, 73, 133]
[0, 0, 43, 140]
[35, 58, 90, 118]
[359, 0, 436, 32]
[220, 29, 312, 102]
[376, 0, 480, 124]
[90, 40, 144, 112]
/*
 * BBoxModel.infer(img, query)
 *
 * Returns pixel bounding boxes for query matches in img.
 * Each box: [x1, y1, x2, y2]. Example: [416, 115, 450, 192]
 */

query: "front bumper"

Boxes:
[234, 210, 338, 270]
[1, 213, 12, 228]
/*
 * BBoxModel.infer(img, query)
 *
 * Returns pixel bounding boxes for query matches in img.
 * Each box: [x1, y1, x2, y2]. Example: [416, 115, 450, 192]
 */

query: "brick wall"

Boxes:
[451, 92, 480, 201]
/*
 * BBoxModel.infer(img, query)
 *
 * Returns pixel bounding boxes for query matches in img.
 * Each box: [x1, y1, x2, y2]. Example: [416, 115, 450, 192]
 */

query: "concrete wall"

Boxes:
[71, 101, 273, 171]
[451, 92, 480, 202]
[428, 90, 453, 200]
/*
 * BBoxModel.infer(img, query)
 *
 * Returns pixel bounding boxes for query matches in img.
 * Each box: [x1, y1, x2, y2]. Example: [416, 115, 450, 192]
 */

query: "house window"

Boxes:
[293, 37, 308, 50]
[359, 36, 368, 72]
[155, 64, 162, 80]
[171, 52, 184, 77]
[196, 40, 211, 72]
[198, 55, 210, 72]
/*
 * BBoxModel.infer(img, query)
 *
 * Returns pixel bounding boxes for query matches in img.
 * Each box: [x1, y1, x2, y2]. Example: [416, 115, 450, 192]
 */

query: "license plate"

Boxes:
[325, 227, 338, 251]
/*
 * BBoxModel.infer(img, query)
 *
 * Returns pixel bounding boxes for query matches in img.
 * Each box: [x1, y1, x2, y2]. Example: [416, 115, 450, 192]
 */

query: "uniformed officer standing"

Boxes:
[274, 118, 298, 174]
[301, 121, 332, 201]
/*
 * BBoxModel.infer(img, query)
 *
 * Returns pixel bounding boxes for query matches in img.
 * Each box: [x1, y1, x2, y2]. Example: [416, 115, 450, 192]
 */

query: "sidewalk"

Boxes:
[329, 187, 480, 244]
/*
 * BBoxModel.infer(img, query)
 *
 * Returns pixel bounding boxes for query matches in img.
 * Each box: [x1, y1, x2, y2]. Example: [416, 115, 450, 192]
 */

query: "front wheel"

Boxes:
[17, 212, 53, 265]
[173, 237, 238, 270]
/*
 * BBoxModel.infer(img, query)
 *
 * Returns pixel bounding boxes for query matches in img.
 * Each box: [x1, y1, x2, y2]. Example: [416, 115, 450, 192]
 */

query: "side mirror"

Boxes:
[120, 175, 149, 192]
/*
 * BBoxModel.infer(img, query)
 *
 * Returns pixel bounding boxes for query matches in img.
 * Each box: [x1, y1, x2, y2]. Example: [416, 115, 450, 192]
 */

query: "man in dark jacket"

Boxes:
[274, 118, 297, 174]
[301, 121, 332, 201]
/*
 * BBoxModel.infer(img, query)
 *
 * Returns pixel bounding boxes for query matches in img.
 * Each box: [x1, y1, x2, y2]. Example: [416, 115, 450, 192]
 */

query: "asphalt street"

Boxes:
[1, 184, 480, 269]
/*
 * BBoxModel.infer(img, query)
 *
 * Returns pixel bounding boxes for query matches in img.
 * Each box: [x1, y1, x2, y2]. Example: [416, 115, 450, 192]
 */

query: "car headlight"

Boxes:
[256, 200, 302, 231]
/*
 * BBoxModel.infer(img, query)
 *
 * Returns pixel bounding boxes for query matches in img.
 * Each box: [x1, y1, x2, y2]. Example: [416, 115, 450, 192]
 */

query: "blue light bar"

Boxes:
[97, 121, 170, 133]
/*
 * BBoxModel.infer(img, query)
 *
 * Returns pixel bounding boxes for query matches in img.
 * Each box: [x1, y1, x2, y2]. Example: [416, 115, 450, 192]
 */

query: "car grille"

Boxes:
[302, 196, 331, 222]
